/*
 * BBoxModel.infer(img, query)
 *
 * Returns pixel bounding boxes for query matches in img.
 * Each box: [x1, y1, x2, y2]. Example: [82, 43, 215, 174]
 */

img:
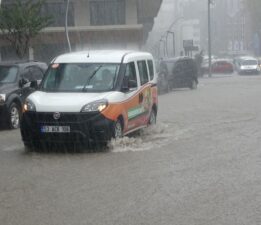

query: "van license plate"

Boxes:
[41, 126, 70, 133]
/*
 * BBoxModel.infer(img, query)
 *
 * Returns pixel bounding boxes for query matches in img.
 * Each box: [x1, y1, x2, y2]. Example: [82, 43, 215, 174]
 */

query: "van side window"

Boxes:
[137, 60, 149, 85]
[147, 60, 154, 80]
[124, 62, 137, 88]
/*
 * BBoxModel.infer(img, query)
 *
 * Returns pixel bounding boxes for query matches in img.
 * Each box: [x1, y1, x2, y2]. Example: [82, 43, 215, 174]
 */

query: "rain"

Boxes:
[0, 0, 261, 224]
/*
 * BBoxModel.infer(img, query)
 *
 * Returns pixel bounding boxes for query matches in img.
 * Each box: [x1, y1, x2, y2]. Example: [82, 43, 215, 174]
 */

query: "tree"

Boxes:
[0, 0, 52, 59]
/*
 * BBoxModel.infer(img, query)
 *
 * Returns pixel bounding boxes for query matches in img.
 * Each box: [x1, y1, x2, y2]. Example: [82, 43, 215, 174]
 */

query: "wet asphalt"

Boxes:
[0, 74, 261, 225]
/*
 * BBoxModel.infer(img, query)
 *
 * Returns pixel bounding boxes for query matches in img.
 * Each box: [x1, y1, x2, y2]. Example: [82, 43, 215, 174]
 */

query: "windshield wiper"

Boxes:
[82, 65, 102, 92]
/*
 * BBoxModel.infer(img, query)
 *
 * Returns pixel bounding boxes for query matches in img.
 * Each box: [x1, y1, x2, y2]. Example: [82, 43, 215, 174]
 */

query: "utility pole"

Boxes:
[208, 0, 212, 77]
[65, 0, 71, 52]
[167, 31, 175, 57]
[160, 39, 166, 58]
[0, 0, 2, 62]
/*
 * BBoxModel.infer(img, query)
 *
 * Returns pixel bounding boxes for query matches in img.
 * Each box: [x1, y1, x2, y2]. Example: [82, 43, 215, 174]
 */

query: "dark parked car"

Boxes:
[0, 61, 47, 129]
[158, 57, 198, 93]
[157, 72, 169, 94]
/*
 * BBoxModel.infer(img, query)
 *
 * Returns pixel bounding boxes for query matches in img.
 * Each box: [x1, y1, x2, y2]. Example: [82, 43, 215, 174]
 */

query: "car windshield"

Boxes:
[159, 61, 176, 74]
[241, 60, 258, 66]
[0, 66, 18, 83]
[41, 63, 120, 92]
[165, 62, 176, 73]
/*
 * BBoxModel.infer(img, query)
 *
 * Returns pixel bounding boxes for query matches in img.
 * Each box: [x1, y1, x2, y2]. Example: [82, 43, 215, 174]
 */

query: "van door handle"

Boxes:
[139, 93, 143, 103]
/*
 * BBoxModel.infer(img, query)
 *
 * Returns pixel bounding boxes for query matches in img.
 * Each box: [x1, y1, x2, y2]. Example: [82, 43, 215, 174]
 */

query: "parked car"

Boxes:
[202, 59, 234, 74]
[158, 57, 198, 93]
[201, 60, 210, 75]
[20, 50, 158, 150]
[203, 55, 217, 65]
[0, 61, 48, 129]
[235, 56, 260, 75]
[257, 57, 261, 69]
[157, 71, 169, 94]
[211, 59, 234, 74]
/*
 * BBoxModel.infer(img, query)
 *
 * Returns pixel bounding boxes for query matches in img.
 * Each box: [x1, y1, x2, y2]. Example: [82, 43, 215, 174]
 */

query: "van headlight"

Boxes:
[81, 100, 108, 113]
[23, 99, 36, 112]
[0, 94, 6, 105]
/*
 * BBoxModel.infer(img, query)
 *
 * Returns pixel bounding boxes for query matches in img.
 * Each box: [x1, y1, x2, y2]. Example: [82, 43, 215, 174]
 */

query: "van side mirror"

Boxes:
[121, 76, 130, 92]
[30, 80, 38, 89]
[128, 80, 137, 88]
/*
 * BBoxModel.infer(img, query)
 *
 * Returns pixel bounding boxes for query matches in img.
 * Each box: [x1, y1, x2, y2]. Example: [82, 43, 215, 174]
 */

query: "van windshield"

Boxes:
[241, 60, 258, 66]
[41, 63, 120, 92]
[0, 66, 18, 84]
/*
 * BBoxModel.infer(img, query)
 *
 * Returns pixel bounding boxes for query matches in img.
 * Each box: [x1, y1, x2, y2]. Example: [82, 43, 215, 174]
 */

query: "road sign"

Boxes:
[183, 40, 193, 48]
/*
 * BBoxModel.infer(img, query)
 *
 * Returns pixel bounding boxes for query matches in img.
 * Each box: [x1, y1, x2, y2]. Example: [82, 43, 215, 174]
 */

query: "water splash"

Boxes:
[109, 123, 172, 153]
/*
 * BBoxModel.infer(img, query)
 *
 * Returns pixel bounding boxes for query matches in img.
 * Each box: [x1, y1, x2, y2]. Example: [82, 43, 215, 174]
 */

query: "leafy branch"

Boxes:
[0, 0, 53, 59]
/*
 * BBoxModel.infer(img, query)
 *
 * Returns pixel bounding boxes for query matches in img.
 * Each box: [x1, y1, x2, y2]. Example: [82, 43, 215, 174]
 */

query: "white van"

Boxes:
[20, 50, 158, 149]
[236, 56, 260, 75]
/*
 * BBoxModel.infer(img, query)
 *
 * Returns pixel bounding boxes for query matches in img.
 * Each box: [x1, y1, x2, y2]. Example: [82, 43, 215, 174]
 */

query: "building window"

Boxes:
[41, 3, 75, 27]
[90, 0, 126, 26]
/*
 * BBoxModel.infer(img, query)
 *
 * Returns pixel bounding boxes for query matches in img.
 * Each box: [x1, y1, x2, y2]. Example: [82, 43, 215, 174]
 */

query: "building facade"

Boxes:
[172, 0, 205, 57]
[0, 0, 162, 62]
[176, 0, 251, 56]
[212, 0, 251, 55]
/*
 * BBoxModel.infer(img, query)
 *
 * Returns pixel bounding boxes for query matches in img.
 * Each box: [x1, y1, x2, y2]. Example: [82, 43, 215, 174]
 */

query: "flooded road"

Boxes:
[1, 74, 261, 225]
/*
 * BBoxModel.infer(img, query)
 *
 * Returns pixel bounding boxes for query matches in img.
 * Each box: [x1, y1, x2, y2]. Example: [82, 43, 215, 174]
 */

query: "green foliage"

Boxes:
[0, 0, 52, 59]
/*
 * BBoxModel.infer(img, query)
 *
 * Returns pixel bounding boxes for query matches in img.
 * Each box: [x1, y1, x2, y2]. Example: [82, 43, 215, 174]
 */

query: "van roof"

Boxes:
[239, 56, 257, 60]
[52, 50, 153, 64]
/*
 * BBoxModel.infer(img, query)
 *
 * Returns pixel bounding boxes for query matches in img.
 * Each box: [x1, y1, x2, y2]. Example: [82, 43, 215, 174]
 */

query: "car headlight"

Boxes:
[257, 66, 261, 71]
[23, 99, 36, 112]
[81, 100, 108, 113]
[0, 94, 6, 105]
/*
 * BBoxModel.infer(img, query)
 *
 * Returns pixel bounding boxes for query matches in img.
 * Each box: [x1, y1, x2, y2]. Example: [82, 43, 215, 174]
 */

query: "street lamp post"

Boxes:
[166, 31, 175, 57]
[165, 35, 169, 57]
[160, 39, 167, 58]
[65, 0, 71, 52]
[208, 0, 212, 77]
[152, 17, 184, 60]
[167, 17, 184, 58]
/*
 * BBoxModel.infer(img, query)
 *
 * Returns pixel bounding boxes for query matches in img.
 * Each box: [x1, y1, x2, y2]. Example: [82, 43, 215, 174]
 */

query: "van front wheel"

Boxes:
[113, 119, 123, 139]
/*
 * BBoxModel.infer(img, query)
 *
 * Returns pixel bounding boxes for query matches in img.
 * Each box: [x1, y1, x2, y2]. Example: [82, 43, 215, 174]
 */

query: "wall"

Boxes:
[126, 0, 138, 24]
[74, 0, 90, 26]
